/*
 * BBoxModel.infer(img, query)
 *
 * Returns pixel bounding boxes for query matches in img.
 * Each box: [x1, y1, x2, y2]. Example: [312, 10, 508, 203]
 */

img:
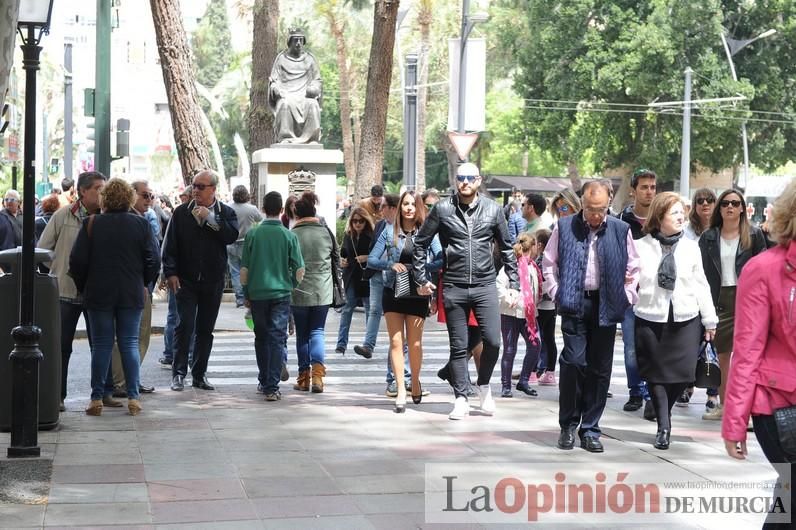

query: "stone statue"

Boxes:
[268, 28, 322, 145]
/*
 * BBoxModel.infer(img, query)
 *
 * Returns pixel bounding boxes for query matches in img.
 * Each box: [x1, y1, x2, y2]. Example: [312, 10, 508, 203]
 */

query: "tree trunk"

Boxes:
[327, 11, 357, 189]
[567, 160, 581, 191]
[354, 0, 400, 201]
[0, 0, 19, 114]
[415, 0, 432, 193]
[150, 0, 212, 186]
[247, 0, 278, 204]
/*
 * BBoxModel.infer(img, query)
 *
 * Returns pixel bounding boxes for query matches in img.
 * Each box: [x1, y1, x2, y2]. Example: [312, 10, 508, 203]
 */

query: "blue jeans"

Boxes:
[500, 315, 542, 389]
[251, 297, 290, 393]
[363, 274, 384, 351]
[292, 305, 329, 371]
[336, 283, 370, 350]
[87, 307, 143, 401]
[227, 241, 244, 305]
[622, 307, 649, 399]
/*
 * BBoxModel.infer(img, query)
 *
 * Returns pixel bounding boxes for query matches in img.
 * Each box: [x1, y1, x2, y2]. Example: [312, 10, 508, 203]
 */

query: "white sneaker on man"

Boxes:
[449, 397, 470, 420]
[476, 384, 496, 416]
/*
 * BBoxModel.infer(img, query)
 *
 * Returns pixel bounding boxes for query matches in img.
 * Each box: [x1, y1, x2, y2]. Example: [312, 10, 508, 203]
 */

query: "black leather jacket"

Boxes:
[413, 194, 519, 290]
[698, 225, 768, 308]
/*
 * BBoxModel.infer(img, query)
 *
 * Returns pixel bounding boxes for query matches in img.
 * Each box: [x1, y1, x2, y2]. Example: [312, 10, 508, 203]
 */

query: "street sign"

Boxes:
[447, 131, 479, 161]
[7, 133, 18, 161]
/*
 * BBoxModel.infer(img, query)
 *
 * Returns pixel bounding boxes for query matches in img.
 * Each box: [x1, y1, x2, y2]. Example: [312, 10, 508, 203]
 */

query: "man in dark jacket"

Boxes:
[414, 163, 519, 420]
[163, 170, 239, 391]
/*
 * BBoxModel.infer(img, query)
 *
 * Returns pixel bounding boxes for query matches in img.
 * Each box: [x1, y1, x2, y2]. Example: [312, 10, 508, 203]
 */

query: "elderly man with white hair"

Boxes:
[1, 189, 23, 247]
[413, 163, 519, 420]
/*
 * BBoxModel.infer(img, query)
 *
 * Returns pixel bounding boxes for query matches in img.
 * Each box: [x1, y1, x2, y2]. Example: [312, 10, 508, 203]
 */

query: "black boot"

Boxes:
[654, 429, 670, 450]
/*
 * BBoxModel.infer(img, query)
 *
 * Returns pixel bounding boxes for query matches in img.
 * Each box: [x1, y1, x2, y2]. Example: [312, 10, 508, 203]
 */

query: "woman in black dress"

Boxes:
[336, 206, 374, 354]
[368, 191, 442, 412]
[633, 192, 717, 449]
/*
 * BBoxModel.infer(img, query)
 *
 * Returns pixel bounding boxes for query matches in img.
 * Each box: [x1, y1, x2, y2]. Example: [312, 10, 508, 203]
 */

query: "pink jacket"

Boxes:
[722, 241, 796, 442]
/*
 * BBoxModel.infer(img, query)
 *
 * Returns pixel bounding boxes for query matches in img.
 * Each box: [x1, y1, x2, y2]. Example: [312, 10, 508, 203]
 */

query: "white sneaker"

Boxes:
[448, 397, 470, 420]
[702, 404, 723, 421]
[477, 384, 496, 416]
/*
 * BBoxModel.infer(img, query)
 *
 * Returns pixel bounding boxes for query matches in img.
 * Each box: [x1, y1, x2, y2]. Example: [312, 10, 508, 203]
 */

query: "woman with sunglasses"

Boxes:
[336, 207, 375, 354]
[679, 188, 719, 409]
[368, 191, 442, 413]
[699, 188, 768, 421]
[684, 189, 716, 241]
[549, 187, 581, 219]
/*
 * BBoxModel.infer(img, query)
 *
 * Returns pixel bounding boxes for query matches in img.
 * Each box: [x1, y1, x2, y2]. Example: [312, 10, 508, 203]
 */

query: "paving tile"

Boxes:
[251, 494, 361, 519]
[139, 446, 226, 465]
[367, 512, 428, 529]
[53, 443, 142, 465]
[136, 429, 218, 445]
[48, 483, 149, 503]
[46, 526, 154, 530]
[57, 430, 134, 444]
[43, 502, 151, 526]
[234, 455, 327, 479]
[150, 499, 257, 525]
[144, 462, 238, 481]
[261, 514, 376, 530]
[147, 478, 246, 502]
[154, 522, 263, 530]
[333, 474, 425, 495]
[241, 476, 343, 498]
[320, 459, 418, 478]
[350, 493, 425, 514]
[135, 419, 211, 431]
[0, 504, 45, 527]
[52, 464, 145, 484]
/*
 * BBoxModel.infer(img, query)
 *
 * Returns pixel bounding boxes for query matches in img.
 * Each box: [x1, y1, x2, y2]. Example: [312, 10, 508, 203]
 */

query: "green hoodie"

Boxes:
[241, 219, 304, 301]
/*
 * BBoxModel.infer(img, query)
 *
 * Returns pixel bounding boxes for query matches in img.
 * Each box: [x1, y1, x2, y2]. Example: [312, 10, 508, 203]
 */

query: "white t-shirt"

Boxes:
[720, 237, 739, 286]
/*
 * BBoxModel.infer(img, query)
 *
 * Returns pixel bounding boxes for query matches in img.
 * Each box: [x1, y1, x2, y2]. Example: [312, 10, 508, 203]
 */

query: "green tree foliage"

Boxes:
[494, 0, 795, 181]
[192, 0, 233, 88]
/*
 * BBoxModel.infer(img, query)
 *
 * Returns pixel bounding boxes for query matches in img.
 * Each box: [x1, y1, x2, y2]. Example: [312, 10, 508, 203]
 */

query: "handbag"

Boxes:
[694, 340, 721, 389]
[393, 269, 425, 299]
[325, 226, 346, 309]
[773, 404, 796, 463]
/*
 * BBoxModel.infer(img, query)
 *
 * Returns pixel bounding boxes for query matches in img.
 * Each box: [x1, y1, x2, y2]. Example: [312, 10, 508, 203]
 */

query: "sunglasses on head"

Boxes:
[720, 199, 742, 208]
[456, 174, 478, 183]
[192, 183, 214, 191]
[696, 197, 715, 205]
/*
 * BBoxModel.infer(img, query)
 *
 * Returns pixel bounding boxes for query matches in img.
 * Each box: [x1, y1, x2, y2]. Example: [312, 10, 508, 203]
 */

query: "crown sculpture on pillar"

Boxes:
[268, 27, 322, 145]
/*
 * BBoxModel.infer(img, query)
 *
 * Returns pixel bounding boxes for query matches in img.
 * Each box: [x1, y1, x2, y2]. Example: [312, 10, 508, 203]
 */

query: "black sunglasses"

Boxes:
[138, 192, 154, 200]
[351, 218, 365, 224]
[720, 199, 742, 208]
[192, 183, 214, 191]
[696, 197, 715, 205]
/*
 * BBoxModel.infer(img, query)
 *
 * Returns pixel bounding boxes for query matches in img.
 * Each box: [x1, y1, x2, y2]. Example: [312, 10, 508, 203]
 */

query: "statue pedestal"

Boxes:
[252, 147, 343, 224]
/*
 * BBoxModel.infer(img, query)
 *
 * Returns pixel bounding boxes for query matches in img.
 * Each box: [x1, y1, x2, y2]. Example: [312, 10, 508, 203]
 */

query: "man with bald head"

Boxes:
[414, 163, 519, 420]
[162, 170, 239, 392]
[542, 181, 640, 453]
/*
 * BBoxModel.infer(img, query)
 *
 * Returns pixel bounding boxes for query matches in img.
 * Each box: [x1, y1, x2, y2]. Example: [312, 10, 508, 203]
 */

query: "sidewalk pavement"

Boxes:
[0, 304, 785, 529]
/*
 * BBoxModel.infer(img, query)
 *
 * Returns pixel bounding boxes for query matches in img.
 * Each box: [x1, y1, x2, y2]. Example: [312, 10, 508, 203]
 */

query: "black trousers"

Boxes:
[442, 283, 501, 399]
[558, 295, 617, 438]
[172, 279, 224, 379]
[649, 382, 689, 431]
[752, 414, 794, 529]
[538, 308, 558, 372]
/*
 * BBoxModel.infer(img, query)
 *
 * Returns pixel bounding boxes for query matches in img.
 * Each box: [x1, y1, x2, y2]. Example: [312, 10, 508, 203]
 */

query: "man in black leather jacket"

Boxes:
[163, 170, 239, 392]
[413, 163, 519, 420]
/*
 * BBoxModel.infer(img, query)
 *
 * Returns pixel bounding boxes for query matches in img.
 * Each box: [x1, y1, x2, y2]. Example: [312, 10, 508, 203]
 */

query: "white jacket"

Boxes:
[497, 263, 541, 319]
[633, 235, 718, 328]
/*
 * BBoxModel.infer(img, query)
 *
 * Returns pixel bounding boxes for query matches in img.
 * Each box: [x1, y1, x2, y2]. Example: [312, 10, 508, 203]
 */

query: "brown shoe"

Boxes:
[128, 399, 142, 416]
[85, 400, 103, 416]
[311, 364, 326, 393]
[293, 369, 310, 391]
[102, 396, 124, 408]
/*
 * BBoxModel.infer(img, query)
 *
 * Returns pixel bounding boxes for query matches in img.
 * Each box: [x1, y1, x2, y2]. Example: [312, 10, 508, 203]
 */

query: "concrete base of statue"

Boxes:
[252, 146, 343, 224]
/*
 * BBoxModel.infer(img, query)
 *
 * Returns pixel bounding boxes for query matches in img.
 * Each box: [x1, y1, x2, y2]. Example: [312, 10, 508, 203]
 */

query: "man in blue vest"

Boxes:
[542, 180, 640, 452]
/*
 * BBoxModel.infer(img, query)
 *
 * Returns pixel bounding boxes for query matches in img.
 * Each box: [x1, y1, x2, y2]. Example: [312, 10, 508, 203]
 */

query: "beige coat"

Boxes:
[38, 203, 85, 300]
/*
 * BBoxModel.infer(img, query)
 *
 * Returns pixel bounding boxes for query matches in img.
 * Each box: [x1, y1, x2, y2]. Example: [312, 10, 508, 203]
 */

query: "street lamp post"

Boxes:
[720, 28, 777, 189]
[456, 0, 487, 136]
[8, 0, 54, 459]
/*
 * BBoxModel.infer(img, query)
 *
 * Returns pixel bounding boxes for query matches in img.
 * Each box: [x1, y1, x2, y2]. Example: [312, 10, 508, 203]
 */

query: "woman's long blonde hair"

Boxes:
[513, 232, 537, 258]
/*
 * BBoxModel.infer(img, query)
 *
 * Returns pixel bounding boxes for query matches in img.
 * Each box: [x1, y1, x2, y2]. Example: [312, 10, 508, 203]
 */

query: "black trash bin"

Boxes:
[0, 247, 61, 432]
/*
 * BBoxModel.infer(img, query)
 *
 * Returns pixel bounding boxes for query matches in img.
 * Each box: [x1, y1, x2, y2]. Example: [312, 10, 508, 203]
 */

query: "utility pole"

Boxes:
[64, 41, 73, 179]
[403, 54, 418, 191]
[679, 67, 692, 198]
[457, 0, 470, 134]
[94, 0, 111, 176]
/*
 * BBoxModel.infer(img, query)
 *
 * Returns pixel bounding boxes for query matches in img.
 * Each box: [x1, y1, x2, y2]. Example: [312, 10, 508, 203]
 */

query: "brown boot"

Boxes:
[128, 399, 142, 416]
[85, 400, 103, 416]
[293, 369, 310, 391]
[311, 364, 326, 393]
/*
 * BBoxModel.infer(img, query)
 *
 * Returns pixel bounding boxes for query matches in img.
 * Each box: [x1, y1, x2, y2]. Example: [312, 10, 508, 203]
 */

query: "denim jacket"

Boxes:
[368, 223, 443, 287]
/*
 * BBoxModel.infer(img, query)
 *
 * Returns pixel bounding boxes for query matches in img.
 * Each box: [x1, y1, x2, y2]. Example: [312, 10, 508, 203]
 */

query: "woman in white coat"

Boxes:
[634, 192, 717, 450]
